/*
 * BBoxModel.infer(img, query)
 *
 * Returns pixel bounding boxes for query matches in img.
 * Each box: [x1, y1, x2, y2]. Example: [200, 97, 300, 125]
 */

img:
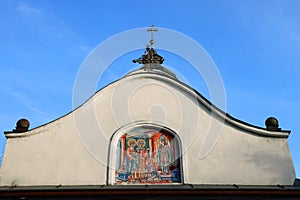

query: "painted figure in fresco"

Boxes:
[136, 139, 148, 178]
[126, 139, 137, 175]
[158, 135, 171, 174]
[148, 158, 161, 179]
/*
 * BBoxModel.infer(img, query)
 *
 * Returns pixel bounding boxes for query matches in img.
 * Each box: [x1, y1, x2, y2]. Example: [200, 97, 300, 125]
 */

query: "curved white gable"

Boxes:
[0, 70, 296, 186]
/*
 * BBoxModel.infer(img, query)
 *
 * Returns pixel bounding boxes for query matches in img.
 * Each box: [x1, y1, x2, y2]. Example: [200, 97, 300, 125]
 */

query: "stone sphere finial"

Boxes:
[15, 118, 30, 132]
[265, 117, 280, 131]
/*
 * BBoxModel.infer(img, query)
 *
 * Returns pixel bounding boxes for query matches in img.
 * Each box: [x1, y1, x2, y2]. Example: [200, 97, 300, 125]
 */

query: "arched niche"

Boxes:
[108, 122, 183, 185]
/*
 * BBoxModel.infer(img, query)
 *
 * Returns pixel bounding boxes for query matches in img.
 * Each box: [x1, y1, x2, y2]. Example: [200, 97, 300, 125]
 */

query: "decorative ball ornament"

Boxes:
[15, 118, 30, 132]
[265, 117, 279, 130]
[16, 118, 30, 128]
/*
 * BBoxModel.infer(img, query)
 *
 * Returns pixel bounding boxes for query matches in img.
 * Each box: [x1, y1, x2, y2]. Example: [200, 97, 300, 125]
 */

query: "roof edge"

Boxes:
[5, 71, 291, 139]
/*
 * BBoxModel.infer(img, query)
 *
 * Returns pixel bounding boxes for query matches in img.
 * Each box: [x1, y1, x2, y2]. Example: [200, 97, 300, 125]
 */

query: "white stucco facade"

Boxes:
[0, 67, 296, 187]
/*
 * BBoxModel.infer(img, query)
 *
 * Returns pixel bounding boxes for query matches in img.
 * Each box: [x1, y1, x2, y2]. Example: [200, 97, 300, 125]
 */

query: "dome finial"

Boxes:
[132, 25, 164, 64]
[147, 25, 158, 48]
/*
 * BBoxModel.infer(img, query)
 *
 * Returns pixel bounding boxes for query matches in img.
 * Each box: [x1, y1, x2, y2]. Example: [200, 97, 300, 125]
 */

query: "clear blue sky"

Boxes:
[1, 0, 299, 177]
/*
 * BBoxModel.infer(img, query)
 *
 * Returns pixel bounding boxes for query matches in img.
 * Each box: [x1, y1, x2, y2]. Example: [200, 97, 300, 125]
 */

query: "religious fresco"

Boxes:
[114, 127, 182, 184]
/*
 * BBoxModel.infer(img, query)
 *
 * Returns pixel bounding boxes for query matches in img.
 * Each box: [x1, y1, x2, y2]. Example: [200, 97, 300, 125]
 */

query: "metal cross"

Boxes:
[147, 25, 158, 48]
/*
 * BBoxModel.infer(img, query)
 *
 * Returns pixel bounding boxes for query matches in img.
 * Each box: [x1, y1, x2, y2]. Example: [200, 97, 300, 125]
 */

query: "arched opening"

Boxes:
[109, 123, 183, 185]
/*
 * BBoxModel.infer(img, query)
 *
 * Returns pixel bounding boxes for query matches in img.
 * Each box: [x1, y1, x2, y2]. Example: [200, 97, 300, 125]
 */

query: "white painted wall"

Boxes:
[0, 71, 296, 186]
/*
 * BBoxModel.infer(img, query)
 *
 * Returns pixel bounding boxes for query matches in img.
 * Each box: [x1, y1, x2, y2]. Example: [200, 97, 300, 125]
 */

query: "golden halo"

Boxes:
[136, 139, 146, 147]
[127, 139, 136, 146]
